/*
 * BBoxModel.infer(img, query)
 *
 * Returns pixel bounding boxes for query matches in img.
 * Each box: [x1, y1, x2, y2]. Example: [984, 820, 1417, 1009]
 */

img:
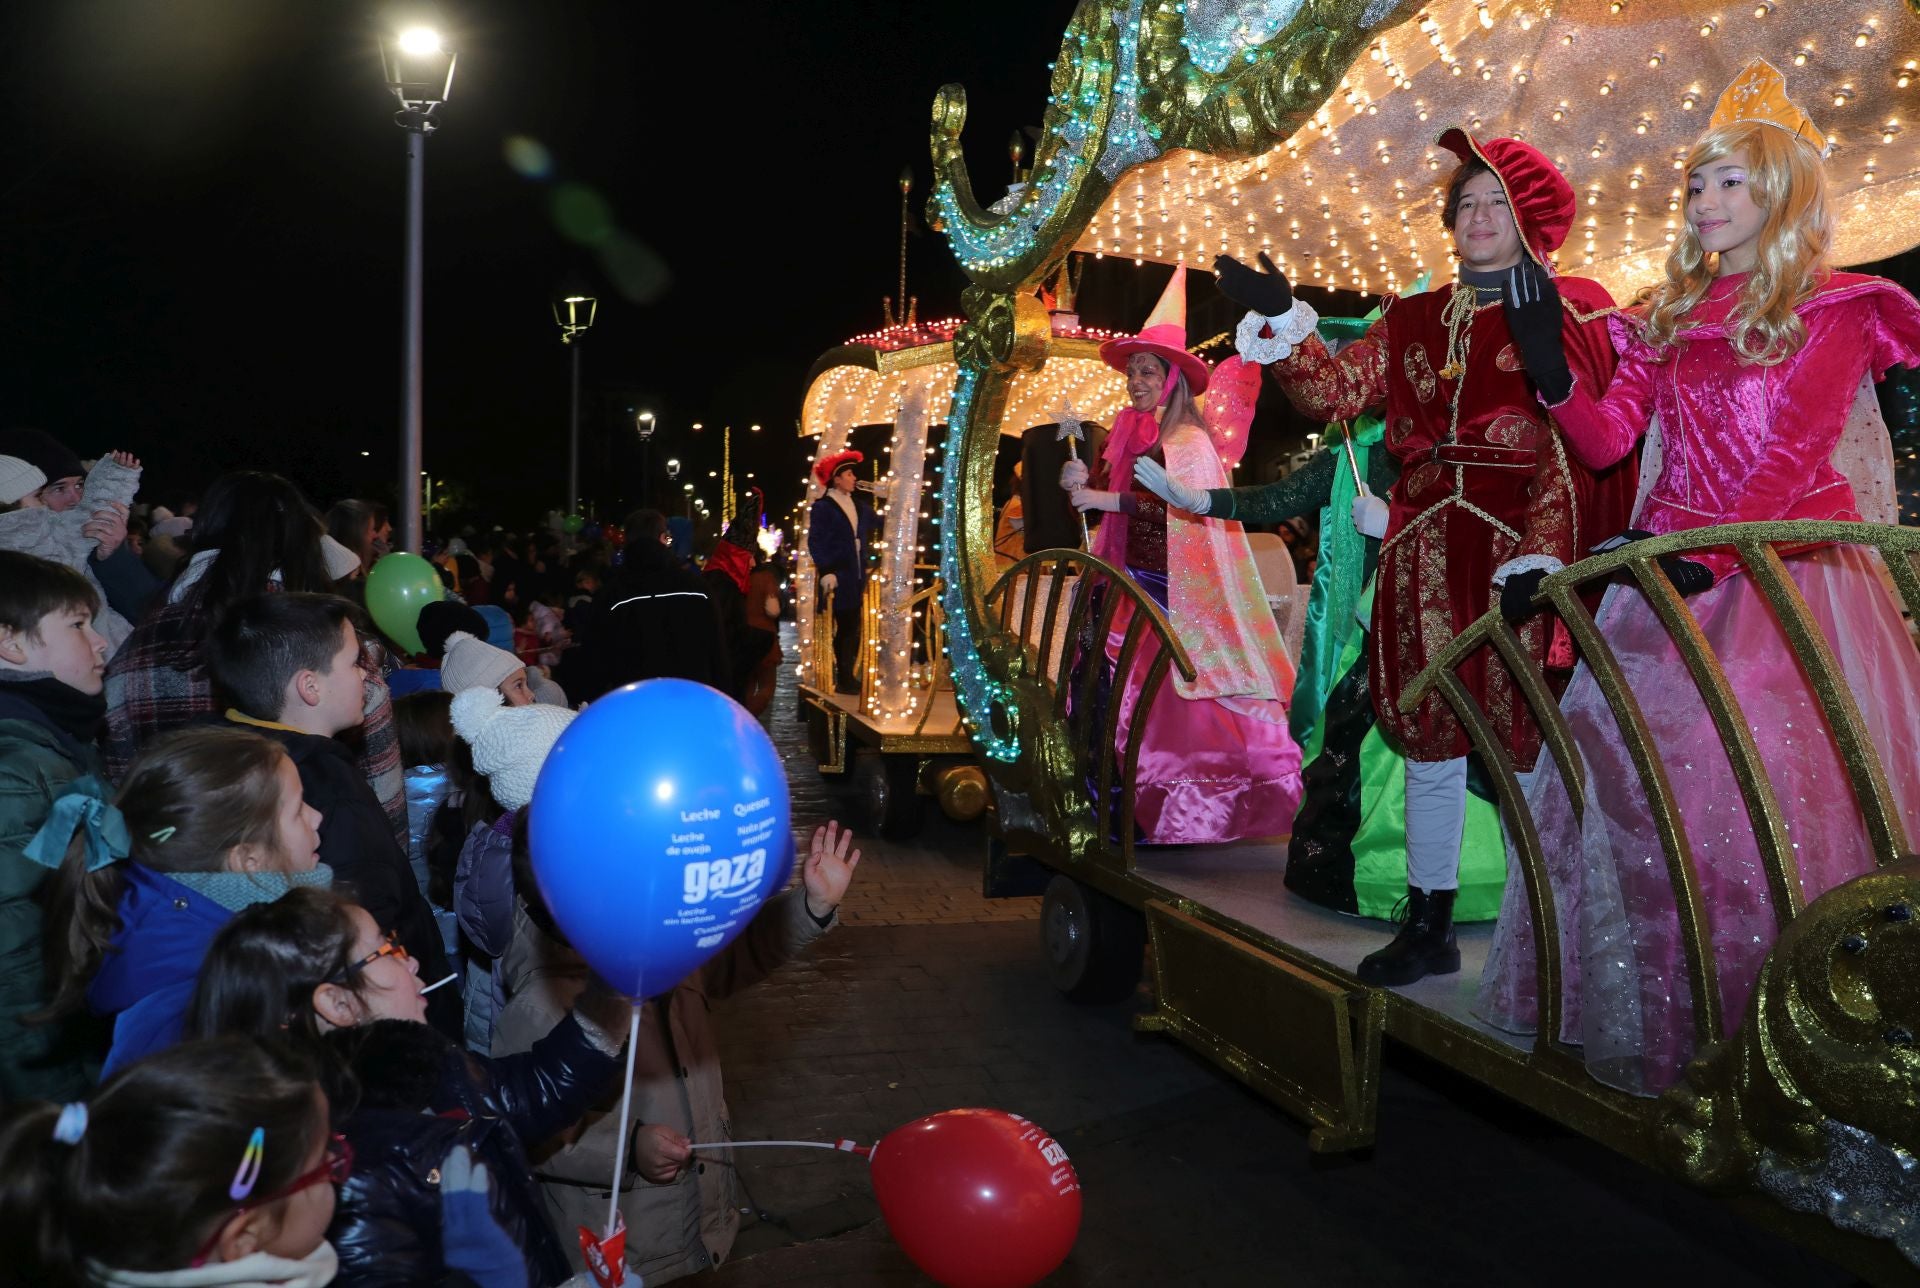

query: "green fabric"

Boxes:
[1348, 725, 1507, 923]
[1206, 442, 1398, 749]
[1298, 588, 1505, 922]
[0, 716, 99, 1100]
[1295, 415, 1382, 746]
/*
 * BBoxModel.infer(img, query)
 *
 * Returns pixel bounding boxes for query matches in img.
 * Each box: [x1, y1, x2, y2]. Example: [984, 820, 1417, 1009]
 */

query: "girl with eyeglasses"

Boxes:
[0, 1035, 342, 1287]
[186, 887, 632, 1288]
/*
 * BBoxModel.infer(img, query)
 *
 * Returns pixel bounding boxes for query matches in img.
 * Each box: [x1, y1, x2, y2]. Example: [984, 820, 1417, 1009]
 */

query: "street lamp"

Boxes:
[380, 25, 456, 554]
[634, 410, 657, 507]
[554, 294, 597, 516]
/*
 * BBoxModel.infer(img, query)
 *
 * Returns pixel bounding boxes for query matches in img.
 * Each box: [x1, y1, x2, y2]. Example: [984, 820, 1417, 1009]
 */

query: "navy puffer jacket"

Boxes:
[327, 1012, 621, 1287]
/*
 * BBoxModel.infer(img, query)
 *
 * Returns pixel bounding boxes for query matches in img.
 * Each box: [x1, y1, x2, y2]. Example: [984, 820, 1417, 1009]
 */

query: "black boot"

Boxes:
[1356, 886, 1460, 986]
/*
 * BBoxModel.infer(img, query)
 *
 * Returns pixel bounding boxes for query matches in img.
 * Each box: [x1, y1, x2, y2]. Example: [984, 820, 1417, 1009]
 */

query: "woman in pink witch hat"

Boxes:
[1062, 264, 1303, 844]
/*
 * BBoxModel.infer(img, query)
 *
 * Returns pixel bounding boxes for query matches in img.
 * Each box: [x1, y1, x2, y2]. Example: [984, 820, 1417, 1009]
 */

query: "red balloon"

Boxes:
[869, 1108, 1081, 1288]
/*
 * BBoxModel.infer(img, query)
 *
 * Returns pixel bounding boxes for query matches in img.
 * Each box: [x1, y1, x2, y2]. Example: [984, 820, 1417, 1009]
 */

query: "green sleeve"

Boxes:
[1204, 449, 1337, 524]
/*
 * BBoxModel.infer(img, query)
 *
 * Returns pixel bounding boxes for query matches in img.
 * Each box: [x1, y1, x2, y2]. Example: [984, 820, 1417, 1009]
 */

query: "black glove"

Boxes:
[1214, 252, 1293, 318]
[1595, 529, 1717, 597]
[1660, 556, 1715, 597]
[1500, 568, 1550, 623]
[1502, 261, 1573, 405]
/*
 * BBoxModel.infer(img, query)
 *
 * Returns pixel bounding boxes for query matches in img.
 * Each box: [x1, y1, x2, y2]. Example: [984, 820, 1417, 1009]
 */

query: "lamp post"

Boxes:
[554, 295, 597, 517]
[635, 411, 657, 507]
[380, 26, 455, 555]
[683, 482, 695, 520]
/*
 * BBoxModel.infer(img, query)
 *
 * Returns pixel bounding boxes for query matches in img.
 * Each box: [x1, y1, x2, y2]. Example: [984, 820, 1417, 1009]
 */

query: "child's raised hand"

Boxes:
[802, 821, 862, 921]
[107, 451, 141, 470]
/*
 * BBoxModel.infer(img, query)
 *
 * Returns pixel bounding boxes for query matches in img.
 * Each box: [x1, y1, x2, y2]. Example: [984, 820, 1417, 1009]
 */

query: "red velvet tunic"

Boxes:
[1267, 278, 1636, 766]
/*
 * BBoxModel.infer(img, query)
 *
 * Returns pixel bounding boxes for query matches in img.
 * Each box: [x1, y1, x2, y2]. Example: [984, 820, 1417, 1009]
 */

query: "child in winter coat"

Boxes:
[35, 725, 329, 1075]
[188, 885, 632, 1288]
[494, 815, 862, 1286]
[0, 552, 112, 1099]
[0, 1035, 343, 1288]
[0, 449, 143, 651]
[446, 687, 576, 1053]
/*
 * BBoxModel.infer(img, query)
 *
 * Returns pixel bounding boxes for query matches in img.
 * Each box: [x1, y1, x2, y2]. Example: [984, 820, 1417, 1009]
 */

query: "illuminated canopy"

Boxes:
[798, 318, 1133, 440]
[1070, 0, 1920, 300]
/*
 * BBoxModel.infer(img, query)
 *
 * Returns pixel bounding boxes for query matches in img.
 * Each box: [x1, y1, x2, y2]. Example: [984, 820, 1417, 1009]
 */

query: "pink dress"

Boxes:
[1476, 272, 1920, 1094]
[1086, 357, 1305, 845]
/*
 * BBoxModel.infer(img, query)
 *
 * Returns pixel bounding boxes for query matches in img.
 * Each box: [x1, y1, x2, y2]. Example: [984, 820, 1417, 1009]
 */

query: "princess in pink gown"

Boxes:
[1063, 266, 1304, 844]
[1476, 61, 1920, 1094]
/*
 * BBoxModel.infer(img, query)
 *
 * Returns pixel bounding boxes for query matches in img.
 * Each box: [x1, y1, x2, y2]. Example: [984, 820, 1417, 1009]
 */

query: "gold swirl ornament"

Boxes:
[1657, 857, 1920, 1191]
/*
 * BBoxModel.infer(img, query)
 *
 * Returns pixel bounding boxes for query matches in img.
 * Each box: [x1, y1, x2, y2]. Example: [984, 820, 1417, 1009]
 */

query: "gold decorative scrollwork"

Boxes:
[1658, 858, 1920, 1191]
[1137, 0, 1423, 157]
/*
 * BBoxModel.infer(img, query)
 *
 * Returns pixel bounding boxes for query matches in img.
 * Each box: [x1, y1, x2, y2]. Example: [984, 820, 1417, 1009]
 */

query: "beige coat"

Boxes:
[491, 889, 832, 1286]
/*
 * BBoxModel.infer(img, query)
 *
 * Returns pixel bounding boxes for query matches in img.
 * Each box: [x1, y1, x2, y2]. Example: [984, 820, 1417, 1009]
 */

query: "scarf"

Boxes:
[704, 540, 753, 595]
[90, 1242, 340, 1288]
[0, 670, 107, 745]
[166, 864, 334, 913]
[1098, 363, 1178, 505]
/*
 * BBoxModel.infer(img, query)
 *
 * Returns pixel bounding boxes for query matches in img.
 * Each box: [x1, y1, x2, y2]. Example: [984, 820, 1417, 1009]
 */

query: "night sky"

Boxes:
[0, 0, 1093, 528]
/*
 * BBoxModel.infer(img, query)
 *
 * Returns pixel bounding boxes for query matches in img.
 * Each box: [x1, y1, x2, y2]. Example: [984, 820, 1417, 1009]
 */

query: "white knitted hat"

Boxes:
[449, 686, 576, 810]
[0, 455, 47, 506]
[439, 630, 524, 696]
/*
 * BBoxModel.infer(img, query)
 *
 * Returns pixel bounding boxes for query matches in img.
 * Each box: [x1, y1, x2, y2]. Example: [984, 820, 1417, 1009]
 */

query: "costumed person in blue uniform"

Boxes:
[806, 450, 881, 694]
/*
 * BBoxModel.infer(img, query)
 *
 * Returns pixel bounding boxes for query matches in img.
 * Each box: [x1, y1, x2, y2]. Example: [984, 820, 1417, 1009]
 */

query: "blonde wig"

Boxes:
[1640, 119, 1831, 366]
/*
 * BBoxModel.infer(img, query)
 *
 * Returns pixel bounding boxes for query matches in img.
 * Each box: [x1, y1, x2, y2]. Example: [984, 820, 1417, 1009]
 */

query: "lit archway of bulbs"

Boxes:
[792, 318, 1134, 714]
[1073, 0, 1920, 302]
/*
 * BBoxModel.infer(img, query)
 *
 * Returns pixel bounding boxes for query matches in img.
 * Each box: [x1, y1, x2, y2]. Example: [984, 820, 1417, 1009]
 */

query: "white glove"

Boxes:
[1059, 458, 1090, 490]
[1351, 492, 1389, 539]
[1069, 488, 1122, 513]
[819, 573, 838, 593]
[1133, 458, 1210, 514]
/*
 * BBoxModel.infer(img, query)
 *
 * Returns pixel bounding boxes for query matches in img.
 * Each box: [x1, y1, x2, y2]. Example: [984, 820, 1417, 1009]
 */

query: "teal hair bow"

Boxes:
[23, 777, 130, 873]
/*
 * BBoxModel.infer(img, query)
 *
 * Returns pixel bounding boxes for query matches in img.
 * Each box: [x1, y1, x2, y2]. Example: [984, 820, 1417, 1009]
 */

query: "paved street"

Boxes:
[696, 643, 1857, 1287]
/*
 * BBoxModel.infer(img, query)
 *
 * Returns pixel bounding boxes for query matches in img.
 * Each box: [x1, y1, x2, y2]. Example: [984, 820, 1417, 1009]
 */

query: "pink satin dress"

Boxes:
[1476, 272, 1920, 1095]
[1087, 357, 1305, 846]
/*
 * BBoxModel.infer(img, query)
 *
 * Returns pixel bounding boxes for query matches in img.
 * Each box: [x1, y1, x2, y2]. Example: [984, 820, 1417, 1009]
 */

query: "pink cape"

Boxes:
[1091, 357, 1302, 844]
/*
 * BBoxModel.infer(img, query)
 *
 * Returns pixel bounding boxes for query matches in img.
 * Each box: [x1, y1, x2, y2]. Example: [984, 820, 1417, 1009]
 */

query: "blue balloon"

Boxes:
[528, 679, 793, 995]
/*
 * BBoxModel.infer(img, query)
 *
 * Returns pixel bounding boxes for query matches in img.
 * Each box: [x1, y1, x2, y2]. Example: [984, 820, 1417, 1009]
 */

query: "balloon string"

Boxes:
[688, 1138, 872, 1157]
[605, 1006, 643, 1238]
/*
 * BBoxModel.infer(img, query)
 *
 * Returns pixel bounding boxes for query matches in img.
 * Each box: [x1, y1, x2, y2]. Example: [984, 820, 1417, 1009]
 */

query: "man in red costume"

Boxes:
[1213, 129, 1636, 985]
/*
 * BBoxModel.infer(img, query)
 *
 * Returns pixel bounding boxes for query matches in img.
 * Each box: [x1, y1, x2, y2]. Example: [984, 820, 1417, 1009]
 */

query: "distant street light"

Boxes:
[554, 294, 597, 516]
[380, 24, 455, 553]
[634, 411, 657, 507]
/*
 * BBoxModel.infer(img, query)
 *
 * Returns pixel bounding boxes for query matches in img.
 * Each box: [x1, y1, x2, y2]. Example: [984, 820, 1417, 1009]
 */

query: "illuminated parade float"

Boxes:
[912, 0, 1920, 1279]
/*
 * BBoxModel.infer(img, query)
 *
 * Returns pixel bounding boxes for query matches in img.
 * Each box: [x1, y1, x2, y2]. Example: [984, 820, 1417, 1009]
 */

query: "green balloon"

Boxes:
[365, 553, 445, 655]
[563, 514, 585, 534]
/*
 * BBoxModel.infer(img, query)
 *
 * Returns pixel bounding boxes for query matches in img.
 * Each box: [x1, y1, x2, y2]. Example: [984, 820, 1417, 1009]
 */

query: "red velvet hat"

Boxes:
[1435, 128, 1575, 265]
[813, 449, 863, 488]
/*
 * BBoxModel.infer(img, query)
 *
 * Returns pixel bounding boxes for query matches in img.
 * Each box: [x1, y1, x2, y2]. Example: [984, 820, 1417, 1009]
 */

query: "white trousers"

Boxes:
[1403, 755, 1537, 892]
[1403, 756, 1467, 892]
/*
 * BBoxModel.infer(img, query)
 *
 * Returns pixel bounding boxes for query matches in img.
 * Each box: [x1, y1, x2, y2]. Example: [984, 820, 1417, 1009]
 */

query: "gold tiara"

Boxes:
[1709, 58, 1829, 156]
